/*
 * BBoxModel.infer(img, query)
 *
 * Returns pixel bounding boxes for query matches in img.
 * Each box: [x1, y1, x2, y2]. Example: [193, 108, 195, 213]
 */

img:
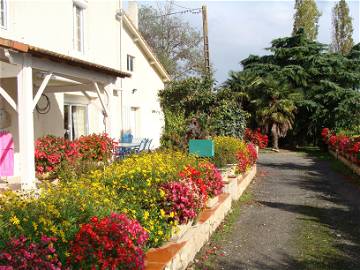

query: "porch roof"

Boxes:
[0, 37, 132, 79]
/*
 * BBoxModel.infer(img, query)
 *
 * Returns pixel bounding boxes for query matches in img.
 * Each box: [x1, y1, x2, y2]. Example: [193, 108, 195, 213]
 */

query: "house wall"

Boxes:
[0, 0, 121, 71]
[120, 25, 165, 148]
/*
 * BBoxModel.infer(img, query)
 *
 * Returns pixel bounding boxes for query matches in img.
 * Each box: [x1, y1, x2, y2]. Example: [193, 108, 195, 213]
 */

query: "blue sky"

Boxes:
[138, 1, 360, 84]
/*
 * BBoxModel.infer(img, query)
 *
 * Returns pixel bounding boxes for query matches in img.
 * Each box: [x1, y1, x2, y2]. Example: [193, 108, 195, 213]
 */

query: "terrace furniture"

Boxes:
[134, 138, 148, 153]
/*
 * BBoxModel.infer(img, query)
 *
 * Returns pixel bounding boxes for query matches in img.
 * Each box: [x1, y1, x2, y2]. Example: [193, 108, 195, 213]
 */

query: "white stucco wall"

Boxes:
[120, 25, 165, 148]
[0, 0, 122, 70]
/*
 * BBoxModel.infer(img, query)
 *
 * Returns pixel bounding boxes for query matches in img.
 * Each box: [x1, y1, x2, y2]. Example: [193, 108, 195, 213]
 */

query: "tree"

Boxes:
[139, 1, 204, 80]
[254, 79, 297, 150]
[292, 0, 321, 40]
[331, 0, 354, 55]
[227, 30, 360, 146]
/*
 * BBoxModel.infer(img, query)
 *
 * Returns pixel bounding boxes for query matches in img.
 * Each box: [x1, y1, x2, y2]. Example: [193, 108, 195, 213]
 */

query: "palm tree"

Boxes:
[253, 79, 297, 150]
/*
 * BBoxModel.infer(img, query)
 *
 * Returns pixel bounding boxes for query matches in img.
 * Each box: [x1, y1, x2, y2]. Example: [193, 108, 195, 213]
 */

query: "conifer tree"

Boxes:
[292, 0, 321, 40]
[331, 0, 354, 55]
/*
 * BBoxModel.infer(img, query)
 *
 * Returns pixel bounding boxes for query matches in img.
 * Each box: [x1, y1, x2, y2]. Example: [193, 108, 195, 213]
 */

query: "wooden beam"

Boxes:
[45, 83, 95, 93]
[33, 72, 52, 110]
[0, 85, 17, 111]
[94, 82, 109, 117]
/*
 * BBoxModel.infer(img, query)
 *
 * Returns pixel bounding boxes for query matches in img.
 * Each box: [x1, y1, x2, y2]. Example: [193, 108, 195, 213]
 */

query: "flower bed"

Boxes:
[244, 128, 268, 149]
[35, 133, 116, 180]
[1, 138, 258, 269]
[321, 128, 360, 175]
[321, 128, 360, 165]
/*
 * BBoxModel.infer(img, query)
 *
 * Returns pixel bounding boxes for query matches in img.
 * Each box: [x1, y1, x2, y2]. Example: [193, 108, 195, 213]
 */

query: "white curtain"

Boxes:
[72, 106, 86, 139]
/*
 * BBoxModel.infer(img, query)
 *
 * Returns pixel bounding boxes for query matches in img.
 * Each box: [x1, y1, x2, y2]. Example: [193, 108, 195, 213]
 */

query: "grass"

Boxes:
[295, 207, 342, 270]
[191, 191, 253, 270]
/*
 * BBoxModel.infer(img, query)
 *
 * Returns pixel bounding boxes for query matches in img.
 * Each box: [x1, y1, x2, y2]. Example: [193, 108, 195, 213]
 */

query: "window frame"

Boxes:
[0, 0, 8, 29]
[127, 54, 135, 72]
[73, 3, 84, 53]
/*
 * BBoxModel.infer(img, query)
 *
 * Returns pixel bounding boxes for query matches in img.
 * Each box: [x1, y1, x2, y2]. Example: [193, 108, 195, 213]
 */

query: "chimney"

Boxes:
[127, 0, 138, 29]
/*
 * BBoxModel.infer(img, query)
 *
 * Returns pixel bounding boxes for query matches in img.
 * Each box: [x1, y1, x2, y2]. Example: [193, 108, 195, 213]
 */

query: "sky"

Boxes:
[138, 1, 360, 84]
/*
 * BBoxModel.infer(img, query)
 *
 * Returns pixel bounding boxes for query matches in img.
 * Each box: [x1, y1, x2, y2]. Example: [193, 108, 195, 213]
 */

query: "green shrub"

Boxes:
[212, 136, 247, 168]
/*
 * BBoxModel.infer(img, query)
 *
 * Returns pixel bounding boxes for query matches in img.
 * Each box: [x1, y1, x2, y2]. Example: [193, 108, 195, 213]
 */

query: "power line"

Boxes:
[172, 2, 192, 10]
[150, 8, 202, 19]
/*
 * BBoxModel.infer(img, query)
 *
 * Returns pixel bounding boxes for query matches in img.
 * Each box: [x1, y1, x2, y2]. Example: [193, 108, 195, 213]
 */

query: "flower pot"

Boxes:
[170, 221, 193, 241]
[206, 196, 219, 208]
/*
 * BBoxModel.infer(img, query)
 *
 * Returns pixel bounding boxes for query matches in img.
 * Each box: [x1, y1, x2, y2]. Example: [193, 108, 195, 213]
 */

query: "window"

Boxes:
[0, 0, 7, 28]
[127, 55, 135, 72]
[73, 4, 84, 52]
[64, 104, 88, 140]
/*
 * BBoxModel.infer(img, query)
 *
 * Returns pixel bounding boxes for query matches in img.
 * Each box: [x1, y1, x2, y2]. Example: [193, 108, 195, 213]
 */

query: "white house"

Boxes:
[0, 0, 170, 189]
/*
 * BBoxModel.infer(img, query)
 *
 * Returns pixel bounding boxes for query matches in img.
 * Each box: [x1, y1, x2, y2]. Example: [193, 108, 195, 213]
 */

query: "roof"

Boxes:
[0, 37, 131, 78]
[122, 13, 171, 82]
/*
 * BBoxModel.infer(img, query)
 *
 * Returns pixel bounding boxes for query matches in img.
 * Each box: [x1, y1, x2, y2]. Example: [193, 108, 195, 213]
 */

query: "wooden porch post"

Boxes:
[17, 55, 36, 190]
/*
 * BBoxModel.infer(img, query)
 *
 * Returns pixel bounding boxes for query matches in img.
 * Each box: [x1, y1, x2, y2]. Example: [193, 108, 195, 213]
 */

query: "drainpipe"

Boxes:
[118, 0, 124, 136]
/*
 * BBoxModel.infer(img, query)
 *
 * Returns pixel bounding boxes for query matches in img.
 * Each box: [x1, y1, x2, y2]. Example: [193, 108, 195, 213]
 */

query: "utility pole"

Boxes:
[202, 5, 210, 75]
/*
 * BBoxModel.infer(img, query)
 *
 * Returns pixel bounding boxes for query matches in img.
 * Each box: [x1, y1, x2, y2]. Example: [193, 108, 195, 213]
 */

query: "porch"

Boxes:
[0, 38, 130, 190]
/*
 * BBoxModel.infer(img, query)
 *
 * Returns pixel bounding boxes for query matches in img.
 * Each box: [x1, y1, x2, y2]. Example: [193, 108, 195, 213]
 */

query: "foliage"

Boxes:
[68, 213, 148, 270]
[139, 2, 205, 79]
[227, 30, 360, 146]
[209, 99, 247, 138]
[244, 128, 269, 149]
[212, 136, 247, 168]
[0, 235, 62, 270]
[292, 0, 321, 40]
[331, 0, 354, 55]
[160, 110, 187, 150]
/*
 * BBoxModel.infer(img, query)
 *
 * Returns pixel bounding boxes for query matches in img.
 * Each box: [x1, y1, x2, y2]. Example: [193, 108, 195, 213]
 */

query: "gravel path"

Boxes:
[192, 150, 360, 270]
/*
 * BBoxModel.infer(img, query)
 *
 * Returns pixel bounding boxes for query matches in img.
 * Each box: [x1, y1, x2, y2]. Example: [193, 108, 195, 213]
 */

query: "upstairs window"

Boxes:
[0, 0, 7, 28]
[127, 55, 135, 72]
[73, 4, 84, 52]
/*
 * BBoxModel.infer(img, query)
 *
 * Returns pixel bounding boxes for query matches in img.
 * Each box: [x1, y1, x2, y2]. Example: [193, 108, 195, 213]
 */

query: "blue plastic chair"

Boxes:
[121, 132, 133, 143]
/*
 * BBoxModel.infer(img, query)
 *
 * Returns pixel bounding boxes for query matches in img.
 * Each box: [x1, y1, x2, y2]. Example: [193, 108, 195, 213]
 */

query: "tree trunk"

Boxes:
[271, 123, 279, 150]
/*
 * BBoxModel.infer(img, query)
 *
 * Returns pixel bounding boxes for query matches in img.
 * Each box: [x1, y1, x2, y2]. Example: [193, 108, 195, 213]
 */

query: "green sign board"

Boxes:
[189, 139, 214, 157]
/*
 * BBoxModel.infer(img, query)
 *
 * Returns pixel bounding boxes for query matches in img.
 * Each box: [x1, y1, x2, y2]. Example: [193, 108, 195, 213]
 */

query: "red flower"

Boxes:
[68, 213, 148, 270]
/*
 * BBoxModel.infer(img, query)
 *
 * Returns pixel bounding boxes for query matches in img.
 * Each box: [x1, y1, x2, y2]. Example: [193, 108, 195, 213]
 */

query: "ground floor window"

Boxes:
[64, 104, 88, 140]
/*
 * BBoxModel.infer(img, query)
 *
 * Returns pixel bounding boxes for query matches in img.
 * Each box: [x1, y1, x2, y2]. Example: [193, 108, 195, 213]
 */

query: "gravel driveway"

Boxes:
[192, 150, 360, 270]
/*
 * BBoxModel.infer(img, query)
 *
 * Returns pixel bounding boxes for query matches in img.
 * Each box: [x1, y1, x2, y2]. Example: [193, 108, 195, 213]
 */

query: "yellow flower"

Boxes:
[32, 222, 38, 231]
[169, 211, 175, 218]
[159, 189, 165, 198]
[10, 215, 20, 225]
[160, 209, 166, 217]
[144, 211, 149, 220]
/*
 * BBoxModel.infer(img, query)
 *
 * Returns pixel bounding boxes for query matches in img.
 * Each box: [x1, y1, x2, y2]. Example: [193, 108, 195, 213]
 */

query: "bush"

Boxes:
[236, 143, 258, 173]
[244, 128, 268, 149]
[35, 135, 79, 175]
[212, 136, 247, 168]
[35, 133, 116, 178]
[0, 235, 62, 270]
[77, 133, 116, 162]
[209, 101, 247, 138]
[68, 213, 148, 270]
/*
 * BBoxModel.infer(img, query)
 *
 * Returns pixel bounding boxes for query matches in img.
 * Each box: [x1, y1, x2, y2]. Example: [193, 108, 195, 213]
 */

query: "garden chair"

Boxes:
[145, 139, 152, 151]
[134, 138, 148, 153]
